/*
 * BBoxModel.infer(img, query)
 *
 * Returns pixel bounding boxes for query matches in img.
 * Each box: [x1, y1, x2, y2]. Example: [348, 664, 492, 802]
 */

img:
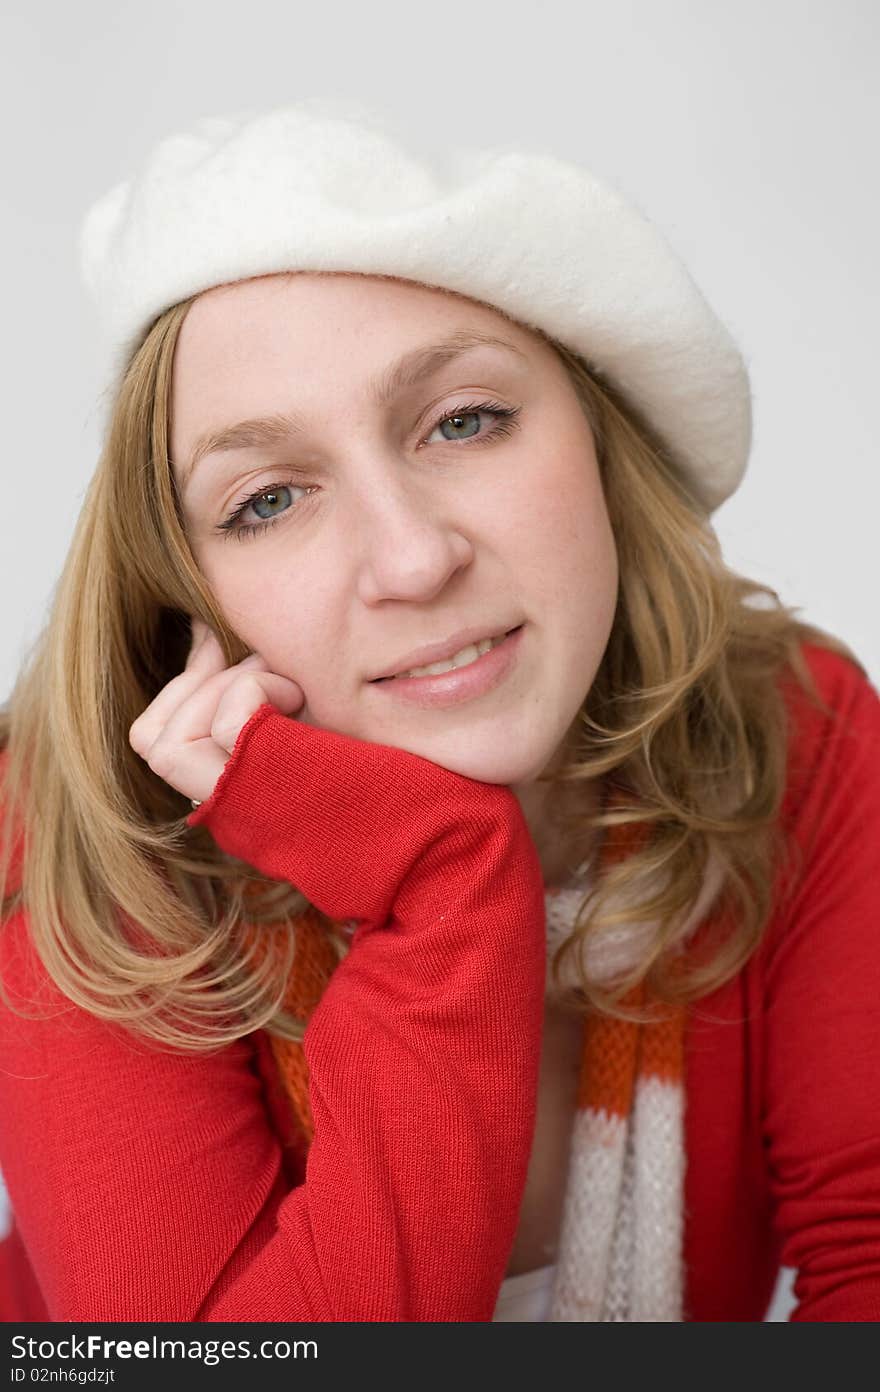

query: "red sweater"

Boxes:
[0, 641, 878, 1321]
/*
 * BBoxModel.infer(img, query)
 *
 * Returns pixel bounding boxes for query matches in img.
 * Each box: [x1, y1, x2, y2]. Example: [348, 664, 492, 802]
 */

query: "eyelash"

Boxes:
[215, 399, 522, 542]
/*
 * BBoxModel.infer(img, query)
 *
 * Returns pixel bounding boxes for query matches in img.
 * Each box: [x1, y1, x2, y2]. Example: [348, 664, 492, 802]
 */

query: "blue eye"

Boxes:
[247, 484, 302, 522]
[217, 399, 521, 542]
[217, 481, 314, 543]
[431, 409, 487, 442]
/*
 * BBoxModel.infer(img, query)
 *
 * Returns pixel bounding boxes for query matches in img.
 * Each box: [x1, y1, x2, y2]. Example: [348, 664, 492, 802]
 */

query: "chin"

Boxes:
[299, 699, 559, 787]
[396, 737, 554, 788]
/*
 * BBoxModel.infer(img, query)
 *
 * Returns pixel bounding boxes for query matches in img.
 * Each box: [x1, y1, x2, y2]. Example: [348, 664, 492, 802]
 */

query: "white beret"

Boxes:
[78, 101, 752, 514]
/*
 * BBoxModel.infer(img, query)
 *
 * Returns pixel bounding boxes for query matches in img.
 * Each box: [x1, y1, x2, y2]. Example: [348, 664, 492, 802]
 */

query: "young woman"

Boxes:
[1, 105, 877, 1323]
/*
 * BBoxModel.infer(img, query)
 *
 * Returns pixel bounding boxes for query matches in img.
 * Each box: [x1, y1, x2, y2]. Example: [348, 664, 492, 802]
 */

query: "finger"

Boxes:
[142, 668, 303, 796]
[211, 671, 306, 754]
[185, 624, 225, 672]
[168, 735, 231, 806]
[187, 616, 209, 658]
[130, 639, 266, 754]
[132, 652, 267, 756]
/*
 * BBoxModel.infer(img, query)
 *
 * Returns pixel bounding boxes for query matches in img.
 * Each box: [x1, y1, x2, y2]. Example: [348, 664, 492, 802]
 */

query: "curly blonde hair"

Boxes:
[0, 290, 866, 1047]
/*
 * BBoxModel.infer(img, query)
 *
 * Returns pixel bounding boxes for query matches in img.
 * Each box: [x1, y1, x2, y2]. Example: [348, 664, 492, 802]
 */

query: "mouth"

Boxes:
[370, 626, 522, 683]
[368, 625, 526, 710]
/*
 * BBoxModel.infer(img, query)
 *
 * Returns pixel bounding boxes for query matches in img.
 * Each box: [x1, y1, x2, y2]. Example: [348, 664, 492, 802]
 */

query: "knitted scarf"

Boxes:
[262, 792, 725, 1322]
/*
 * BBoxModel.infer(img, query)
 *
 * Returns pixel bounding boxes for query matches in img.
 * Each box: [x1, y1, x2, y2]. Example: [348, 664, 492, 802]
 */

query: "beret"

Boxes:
[78, 100, 752, 514]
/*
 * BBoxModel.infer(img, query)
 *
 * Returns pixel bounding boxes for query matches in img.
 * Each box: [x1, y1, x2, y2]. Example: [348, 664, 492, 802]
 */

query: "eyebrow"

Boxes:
[180, 330, 529, 485]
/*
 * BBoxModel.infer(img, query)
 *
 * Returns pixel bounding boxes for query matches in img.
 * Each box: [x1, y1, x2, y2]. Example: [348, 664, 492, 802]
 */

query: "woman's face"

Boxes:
[170, 272, 618, 786]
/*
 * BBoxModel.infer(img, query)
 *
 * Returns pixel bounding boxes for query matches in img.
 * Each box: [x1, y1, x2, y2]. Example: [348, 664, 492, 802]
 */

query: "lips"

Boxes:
[368, 624, 523, 683]
[369, 622, 526, 710]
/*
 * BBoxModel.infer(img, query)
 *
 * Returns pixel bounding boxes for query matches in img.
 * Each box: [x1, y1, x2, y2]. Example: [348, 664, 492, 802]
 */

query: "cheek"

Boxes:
[194, 543, 363, 731]
[523, 459, 618, 698]
[507, 446, 613, 594]
[200, 559, 342, 694]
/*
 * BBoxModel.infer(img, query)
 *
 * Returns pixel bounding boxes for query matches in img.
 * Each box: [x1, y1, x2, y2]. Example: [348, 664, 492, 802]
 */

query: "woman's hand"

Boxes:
[128, 617, 305, 805]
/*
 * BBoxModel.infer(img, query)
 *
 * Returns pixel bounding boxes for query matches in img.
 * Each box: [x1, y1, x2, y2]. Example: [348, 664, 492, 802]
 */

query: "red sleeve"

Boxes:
[0, 706, 545, 1321]
[763, 646, 880, 1320]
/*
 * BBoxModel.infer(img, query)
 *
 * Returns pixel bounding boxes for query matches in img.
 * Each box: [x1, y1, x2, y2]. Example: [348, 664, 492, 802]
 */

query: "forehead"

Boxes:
[174, 270, 541, 368]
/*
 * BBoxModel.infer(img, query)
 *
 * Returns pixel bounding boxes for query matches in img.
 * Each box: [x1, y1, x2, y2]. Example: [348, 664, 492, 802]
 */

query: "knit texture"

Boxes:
[264, 787, 725, 1322]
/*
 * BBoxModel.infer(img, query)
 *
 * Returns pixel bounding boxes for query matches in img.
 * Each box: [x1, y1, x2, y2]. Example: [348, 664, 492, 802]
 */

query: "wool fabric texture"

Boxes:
[78, 100, 752, 516]
[263, 782, 725, 1322]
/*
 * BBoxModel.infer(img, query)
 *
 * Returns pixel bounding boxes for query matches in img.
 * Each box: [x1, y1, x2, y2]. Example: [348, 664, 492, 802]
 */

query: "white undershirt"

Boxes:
[492, 1263, 557, 1321]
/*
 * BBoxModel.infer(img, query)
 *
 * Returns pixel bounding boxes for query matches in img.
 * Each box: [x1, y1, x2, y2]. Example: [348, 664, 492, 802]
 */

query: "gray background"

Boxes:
[3, 0, 879, 1321]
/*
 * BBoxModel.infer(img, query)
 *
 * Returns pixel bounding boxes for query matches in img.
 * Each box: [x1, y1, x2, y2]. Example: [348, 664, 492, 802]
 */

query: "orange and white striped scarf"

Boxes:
[263, 792, 724, 1322]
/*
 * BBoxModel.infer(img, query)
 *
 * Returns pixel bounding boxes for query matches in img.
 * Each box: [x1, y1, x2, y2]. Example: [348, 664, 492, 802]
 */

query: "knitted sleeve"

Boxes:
[762, 648, 880, 1321]
[0, 705, 545, 1321]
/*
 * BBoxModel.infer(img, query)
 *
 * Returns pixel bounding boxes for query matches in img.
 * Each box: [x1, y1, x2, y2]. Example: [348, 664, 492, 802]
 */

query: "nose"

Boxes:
[352, 471, 474, 606]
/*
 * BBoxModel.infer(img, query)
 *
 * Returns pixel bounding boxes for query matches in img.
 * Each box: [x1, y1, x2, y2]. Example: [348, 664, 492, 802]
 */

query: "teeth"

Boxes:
[402, 633, 505, 680]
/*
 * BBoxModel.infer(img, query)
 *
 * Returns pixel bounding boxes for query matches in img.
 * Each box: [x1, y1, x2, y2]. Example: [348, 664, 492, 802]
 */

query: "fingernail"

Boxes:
[239, 653, 266, 668]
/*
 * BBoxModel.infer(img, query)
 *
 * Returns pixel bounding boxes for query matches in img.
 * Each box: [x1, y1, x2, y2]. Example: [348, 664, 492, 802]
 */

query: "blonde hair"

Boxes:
[0, 293, 866, 1046]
